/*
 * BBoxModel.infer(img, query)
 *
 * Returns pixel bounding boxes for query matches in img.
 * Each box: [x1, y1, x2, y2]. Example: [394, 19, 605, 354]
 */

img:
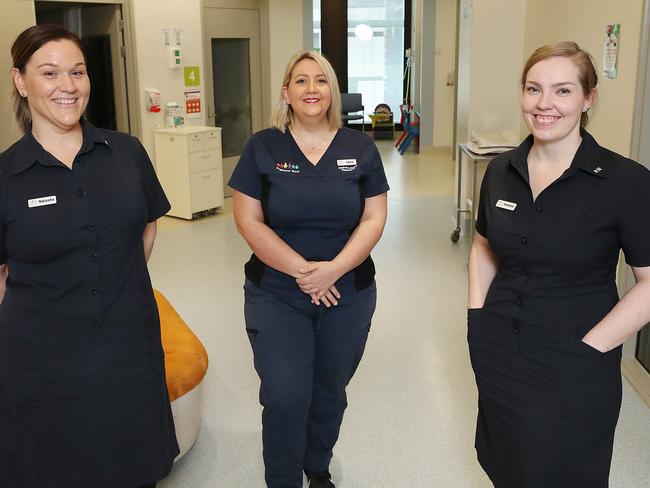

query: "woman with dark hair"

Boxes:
[0, 24, 178, 487]
[467, 41, 650, 487]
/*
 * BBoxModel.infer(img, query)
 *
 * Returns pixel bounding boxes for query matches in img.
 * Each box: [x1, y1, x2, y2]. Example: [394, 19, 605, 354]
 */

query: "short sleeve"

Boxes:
[228, 138, 263, 200]
[619, 166, 650, 267]
[475, 163, 491, 237]
[361, 138, 390, 197]
[134, 138, 171, 221]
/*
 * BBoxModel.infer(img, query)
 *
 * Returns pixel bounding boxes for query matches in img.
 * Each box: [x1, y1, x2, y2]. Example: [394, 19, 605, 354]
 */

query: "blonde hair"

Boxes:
[270, 51, 342, 132]
[522, 41, 598, 128]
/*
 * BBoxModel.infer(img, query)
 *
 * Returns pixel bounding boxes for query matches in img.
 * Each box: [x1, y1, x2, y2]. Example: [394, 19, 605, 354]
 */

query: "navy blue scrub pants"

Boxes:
[244, 281, 377, 488]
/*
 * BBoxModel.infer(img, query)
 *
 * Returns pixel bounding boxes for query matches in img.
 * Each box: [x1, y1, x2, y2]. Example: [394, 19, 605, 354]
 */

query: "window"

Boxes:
[312, 0, 405, 124]
[313, 2, 321, 51]
[348, 0, 405, 123]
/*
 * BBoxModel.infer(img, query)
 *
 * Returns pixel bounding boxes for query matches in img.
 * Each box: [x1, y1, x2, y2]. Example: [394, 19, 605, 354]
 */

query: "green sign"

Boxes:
[184, 66, 200, 87]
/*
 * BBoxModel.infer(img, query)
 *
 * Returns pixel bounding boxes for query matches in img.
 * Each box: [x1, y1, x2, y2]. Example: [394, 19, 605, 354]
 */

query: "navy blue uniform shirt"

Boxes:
[229, 127, 389, 297]
[475, 129, 650, 338]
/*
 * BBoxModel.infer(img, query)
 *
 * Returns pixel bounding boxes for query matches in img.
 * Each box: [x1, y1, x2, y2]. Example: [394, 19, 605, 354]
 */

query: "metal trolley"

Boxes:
[451, 144, 495, 243]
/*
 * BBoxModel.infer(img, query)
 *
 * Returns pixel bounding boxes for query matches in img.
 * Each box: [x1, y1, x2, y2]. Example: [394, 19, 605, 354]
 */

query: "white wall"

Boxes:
[418, 0, 436, 149]
[0, 1, 36, 151]
[131, 0, 207, 158]
[455, 0, 471, 152]
[524, 0, 645, 157]
[265, 0, 305, 122]
[467, 0, 527, 138]
[433, 0, 456, 150]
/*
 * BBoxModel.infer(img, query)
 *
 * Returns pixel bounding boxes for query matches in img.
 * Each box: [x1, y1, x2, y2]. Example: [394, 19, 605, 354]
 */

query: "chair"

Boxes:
[341, 93, 364, 131]
[156, 289, 209, 461]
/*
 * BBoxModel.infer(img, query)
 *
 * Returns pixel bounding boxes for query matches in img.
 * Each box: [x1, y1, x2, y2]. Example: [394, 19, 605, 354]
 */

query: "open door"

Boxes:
[203, 6, 263, 197]
[35, 1, 130, 132]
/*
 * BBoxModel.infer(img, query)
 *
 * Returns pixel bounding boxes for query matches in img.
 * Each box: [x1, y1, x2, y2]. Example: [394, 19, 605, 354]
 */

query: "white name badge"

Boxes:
[496, 199, 517, 211]
[28, 195, 57, 208]
[337, 159, 357, 167]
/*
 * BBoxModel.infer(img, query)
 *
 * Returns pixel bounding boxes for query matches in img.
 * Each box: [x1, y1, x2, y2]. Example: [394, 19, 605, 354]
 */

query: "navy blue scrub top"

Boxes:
[229, 127, 389, 297]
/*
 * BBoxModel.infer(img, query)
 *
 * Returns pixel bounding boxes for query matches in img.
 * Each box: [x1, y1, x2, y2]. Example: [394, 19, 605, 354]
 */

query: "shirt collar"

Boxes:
[11, 118, 111, 175]
[508, 128, 609, 182]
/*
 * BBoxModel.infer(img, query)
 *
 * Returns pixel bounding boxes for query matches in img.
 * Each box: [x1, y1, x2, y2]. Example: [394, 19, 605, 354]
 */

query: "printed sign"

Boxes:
[603, 23, 620, 80]
[184, 89, 202, 118]
[184, 66, 200, 87]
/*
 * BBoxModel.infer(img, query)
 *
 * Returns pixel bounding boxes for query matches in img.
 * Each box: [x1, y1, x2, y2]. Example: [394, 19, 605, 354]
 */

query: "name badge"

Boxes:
[337, 159, 357, 172]
[28, 195, 57, 208]
[496, 199, 517, 211]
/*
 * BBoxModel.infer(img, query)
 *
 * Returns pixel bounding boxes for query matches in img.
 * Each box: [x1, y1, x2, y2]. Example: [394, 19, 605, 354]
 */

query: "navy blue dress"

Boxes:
[469, 131, 650, 488]
[0, 120, 179, 487]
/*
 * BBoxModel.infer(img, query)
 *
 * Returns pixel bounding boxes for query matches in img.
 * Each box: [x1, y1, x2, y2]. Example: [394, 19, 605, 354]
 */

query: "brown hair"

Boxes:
[10, 24, 85, 133]
[270, 50, 342, 132]
[521, 41, 597, 128]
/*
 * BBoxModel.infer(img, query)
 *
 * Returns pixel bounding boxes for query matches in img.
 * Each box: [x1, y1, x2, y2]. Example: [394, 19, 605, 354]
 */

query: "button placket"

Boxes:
[513, 199, 536, 338]
[74, 174, 103, 332]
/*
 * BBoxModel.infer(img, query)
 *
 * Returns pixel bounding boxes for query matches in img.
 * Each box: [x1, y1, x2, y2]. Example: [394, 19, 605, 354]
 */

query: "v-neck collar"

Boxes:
[287, 127, 341, 168]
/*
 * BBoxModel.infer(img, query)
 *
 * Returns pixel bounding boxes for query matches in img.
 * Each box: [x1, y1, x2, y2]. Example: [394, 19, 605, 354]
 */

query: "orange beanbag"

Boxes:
[154, 290, 209, 402]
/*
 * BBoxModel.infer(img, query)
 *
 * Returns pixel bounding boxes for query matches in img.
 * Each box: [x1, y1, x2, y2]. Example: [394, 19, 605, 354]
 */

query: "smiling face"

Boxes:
[12, 39, 90, 133]
[521, 56, 593, 145]
[282, 58, 332, 125]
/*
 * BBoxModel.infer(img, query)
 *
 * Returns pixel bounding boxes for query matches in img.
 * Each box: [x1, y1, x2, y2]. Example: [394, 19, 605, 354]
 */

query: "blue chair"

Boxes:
[341, 93, 364, 131]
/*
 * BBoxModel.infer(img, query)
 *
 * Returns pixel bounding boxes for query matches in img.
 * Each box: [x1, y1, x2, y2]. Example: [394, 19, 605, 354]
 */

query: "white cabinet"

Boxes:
[154, 126, 224, 220]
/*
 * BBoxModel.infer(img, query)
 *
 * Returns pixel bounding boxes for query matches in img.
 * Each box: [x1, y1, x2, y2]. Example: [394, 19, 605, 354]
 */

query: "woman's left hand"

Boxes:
[297, 261, 343, 296]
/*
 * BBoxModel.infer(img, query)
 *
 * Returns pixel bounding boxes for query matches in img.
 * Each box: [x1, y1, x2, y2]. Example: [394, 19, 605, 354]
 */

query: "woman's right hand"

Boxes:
[310, 285, 341, 307]
[0, 264, 7, 304]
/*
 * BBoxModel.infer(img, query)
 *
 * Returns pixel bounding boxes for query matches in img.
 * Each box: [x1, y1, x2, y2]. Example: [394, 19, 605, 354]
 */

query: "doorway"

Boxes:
[203, 7, 263, 197]
[35, 1, 130, 132]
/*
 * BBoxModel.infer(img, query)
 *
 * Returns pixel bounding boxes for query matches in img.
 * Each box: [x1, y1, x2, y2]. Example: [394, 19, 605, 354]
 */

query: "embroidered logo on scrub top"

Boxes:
[275, 162, 300, 173]
[495, 199, 517, 211]
[337, 159, 357, 172]
[28, 195, 57, 208]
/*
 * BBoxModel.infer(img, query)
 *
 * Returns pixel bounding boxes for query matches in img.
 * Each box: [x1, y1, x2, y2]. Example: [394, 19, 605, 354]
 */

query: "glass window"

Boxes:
[313, 2, 321, 51]
[348, 0, 405, 123]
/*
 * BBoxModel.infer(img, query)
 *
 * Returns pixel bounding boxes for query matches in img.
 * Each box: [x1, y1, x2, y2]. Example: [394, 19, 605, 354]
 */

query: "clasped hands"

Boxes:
[296, 261, 342, 307]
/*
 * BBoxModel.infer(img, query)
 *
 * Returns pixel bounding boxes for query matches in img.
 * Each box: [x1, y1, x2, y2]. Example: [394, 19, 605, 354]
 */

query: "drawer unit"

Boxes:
[154, 126, 224, 220]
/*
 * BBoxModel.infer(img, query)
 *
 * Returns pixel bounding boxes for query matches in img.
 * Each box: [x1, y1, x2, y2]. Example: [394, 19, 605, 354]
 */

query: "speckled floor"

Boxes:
[151, 140, 650, 487]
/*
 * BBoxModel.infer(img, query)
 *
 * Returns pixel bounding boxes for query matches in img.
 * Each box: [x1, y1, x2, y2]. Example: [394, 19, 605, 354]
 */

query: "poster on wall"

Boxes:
[184, 89, 202, 119]
[184, 66, 201, 87]
[603, 23, 620, 80]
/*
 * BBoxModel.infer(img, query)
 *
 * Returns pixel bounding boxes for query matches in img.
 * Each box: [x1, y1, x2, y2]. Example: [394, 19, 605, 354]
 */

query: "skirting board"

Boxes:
[622, 357, 650, 408]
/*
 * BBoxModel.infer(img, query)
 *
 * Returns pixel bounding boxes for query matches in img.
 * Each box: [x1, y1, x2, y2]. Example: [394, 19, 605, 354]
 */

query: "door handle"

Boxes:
[207, 107, 217, 123]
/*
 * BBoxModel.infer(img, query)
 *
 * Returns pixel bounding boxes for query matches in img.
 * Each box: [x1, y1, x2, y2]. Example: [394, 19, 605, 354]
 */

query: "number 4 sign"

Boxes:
[184, 66, 200, 87]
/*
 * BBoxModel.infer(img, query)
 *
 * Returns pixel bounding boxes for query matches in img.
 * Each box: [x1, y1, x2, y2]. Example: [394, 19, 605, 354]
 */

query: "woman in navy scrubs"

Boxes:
[230, 51, 389, 488]
[0, 25, 178, 487]
[468, 41, 650, 487]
